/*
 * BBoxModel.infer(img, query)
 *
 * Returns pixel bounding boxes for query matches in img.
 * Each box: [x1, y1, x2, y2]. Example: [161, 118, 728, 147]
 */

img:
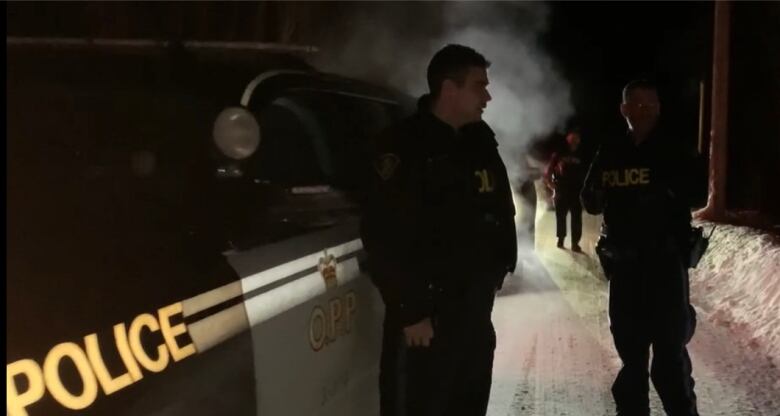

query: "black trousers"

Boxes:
[379, 284, 497, 416]
[380, 313, 402, 416]
[554, 193, 582, 244]
[603, 247, 699, 416]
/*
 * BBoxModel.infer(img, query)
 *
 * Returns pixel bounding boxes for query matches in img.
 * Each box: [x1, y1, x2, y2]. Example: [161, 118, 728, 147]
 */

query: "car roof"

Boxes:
[7, 39, 310, 100]
[6, 37, 410, 107]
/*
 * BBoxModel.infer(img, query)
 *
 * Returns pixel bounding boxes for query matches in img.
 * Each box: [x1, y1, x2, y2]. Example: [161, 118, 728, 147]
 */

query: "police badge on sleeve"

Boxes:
[375, 153, 400, 180]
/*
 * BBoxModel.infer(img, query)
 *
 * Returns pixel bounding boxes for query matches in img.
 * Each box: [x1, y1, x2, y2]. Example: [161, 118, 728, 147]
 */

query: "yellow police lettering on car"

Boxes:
[113, 323, 144, 382]
[43, 342, 99, 410]
[85, 332, 135, 395]
[158, 303, 197, 362]
[602, 168, 651, 187]
[475, 169, 494, 193]
[309, 291, 357, 351]
[309, 305, 328, 351]
[345, 291, 356, 333]
[129, 313, 170, 373]
[328, 297, 343, 334]
[7, 359, 45, 416]
[6, 302, 196, 416]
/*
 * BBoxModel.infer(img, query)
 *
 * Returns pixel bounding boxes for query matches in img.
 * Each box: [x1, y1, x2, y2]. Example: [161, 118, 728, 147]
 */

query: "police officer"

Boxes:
[581, 79, 699, 416]
[360, 44, 517, 416]
[545, 130, 586, 251]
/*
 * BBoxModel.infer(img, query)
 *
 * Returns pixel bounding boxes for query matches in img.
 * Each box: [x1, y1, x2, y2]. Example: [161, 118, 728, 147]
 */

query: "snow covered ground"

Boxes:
[487, 185, 780, 415]
[689, 222, 780, 369]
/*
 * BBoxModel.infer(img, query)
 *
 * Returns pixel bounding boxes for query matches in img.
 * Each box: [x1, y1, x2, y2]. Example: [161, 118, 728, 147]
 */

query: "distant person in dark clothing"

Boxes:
[517, 153, 539, 238]
[544, 131, 586, 252]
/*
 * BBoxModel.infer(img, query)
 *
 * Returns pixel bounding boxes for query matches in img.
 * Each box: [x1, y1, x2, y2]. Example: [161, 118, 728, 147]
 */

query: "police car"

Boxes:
[7, 38, 413, 416]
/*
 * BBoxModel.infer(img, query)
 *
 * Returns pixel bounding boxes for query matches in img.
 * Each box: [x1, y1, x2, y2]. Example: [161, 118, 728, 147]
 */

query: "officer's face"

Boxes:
[620, 88, 660, 132]
[449, 66, 492, 125]
[566, 133, 581, 150]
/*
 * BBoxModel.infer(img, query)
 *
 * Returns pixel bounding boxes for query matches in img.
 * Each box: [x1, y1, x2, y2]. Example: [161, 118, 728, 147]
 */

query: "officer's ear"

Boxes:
[619, 102, 630, 119]
[440, 78, 459, 99]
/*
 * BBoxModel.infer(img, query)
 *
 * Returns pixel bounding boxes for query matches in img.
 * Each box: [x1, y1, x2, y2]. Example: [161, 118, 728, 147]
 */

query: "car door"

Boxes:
[209, 79, 407, 415]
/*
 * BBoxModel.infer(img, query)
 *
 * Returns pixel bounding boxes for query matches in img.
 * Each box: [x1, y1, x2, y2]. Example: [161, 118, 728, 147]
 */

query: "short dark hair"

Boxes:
[622, 79, 658, 102]
[427, 44, 490, 98]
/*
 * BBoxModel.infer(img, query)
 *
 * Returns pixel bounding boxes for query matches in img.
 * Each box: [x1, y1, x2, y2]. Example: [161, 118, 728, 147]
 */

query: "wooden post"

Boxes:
[695, 0, 730, 221]
[697, 80, 706, 155]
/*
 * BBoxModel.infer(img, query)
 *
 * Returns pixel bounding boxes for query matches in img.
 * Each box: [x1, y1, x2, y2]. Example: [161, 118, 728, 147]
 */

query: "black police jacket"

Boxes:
[360, 100, 517, 326]
[580, 128, 694, 246]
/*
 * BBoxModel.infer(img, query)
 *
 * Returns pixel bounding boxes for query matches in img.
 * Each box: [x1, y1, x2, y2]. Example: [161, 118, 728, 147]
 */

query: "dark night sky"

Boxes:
[6, 1, 779, 218]
[542, 2, 713, 150]
[542, 2, 778, 217]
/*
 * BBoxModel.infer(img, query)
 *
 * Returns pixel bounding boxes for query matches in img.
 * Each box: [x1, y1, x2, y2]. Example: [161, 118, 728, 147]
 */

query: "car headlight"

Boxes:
[213, 107, 261, 160]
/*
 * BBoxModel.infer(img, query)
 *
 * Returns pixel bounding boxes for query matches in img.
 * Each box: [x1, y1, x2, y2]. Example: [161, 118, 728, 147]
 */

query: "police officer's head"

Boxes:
[620, 79, 660, 135]
[427, 44, 492, 128]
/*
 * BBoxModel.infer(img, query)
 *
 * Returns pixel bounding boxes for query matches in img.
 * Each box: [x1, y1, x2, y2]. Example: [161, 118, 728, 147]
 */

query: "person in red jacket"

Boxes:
[544, 130, 586, 251]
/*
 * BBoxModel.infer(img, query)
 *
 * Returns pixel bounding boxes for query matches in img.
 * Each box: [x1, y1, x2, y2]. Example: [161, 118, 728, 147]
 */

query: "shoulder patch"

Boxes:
[375, 153, 401, 180]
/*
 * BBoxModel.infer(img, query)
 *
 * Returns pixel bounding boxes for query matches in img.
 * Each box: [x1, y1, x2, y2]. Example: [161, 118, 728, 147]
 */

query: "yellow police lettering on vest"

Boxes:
[623, 171, 630, 185]
[639, 168, 649, 184]
[7, 359, 45, 416]
[602, 168, 651, 187]
[475, 169, 494, 193]
[628, 169, 639, 184]
[601, 171, 612, 187]
[6, 302, 195, 416]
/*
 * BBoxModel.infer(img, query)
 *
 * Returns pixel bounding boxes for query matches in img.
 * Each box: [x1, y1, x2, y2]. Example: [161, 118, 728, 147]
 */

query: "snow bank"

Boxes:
[689, 222, 780, 366]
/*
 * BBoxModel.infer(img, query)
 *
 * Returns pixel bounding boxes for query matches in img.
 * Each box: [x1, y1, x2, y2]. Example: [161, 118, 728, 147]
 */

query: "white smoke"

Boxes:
[312, 2, 572, 185]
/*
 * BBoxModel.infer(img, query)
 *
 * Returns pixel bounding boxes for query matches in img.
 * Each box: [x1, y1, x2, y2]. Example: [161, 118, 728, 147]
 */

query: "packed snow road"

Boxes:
[487, 196, 780, 415]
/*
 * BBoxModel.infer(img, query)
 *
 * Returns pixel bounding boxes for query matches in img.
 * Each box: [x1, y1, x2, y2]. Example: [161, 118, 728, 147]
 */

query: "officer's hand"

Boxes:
[403, 317, 434, 347]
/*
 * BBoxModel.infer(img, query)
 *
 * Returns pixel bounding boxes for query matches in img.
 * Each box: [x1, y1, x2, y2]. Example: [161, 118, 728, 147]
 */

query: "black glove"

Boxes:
[687, 226, 714, 269]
